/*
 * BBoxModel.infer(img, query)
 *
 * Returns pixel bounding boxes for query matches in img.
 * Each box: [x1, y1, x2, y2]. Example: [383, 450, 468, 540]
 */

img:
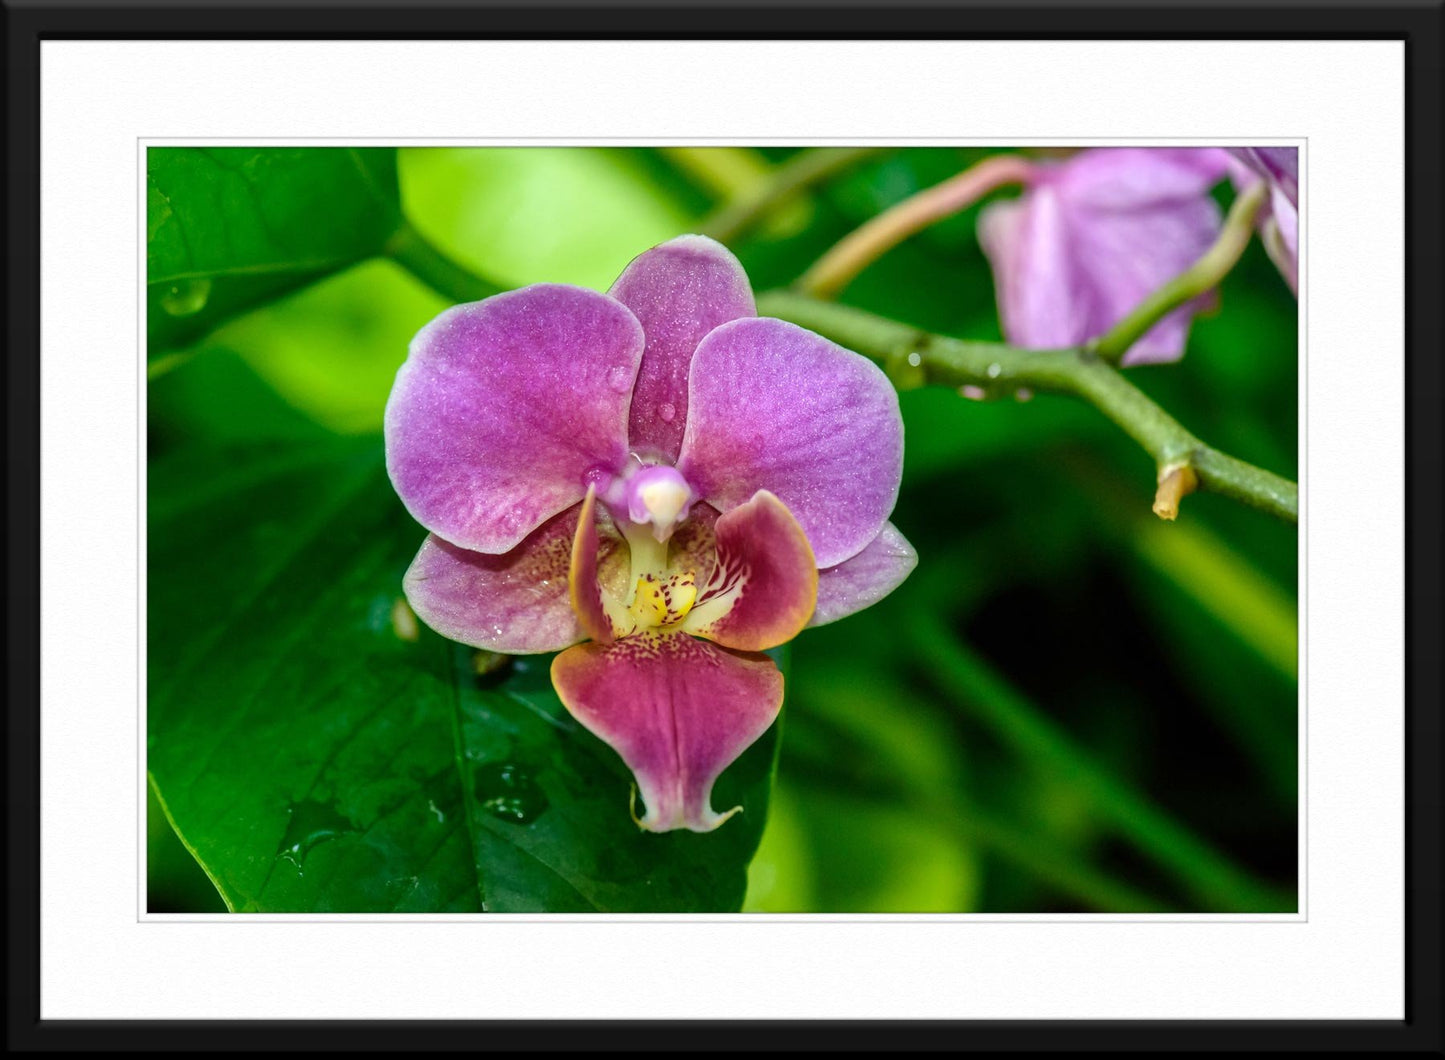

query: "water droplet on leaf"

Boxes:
[473, 762, 548, 824]
[275, 799, 353, 869]
[986, 363, 1002, 379]
[159, 278, 212, 317]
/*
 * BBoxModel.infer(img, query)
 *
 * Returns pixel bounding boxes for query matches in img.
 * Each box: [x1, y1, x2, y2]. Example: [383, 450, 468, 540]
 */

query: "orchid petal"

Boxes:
[684, 490, 817, 652]
[677, 317, 903, 567]
[810, 522, 918, 627]
[1226, 147, 1298, 208]
[567, 485, 611, 642]
[385, 284, 643, 553]
[551, 633, 783, 832]
[568, 486, 617, 644]
[403, 503, 588, 653]
[1227, 148, 1299, 294]
[609, 234, 756, 462]
[979, 147, 1230, 365]
[1262, 186, 1299, 293]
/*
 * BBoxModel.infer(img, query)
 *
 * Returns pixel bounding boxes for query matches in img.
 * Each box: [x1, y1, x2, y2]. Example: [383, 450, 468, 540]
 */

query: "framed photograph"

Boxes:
[9, 8, 1439, 1052]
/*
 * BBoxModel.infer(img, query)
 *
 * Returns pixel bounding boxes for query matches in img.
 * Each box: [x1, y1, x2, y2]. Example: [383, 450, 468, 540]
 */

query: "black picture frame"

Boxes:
[6, 3, 1440, 1052]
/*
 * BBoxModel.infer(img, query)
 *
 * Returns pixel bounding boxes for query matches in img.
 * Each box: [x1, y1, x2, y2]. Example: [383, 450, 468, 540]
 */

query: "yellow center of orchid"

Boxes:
[627, 571, 699, 629]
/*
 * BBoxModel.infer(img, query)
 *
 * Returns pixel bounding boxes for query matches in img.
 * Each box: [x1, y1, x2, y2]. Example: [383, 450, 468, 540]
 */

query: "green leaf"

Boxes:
[147, 440, 778, 912]
[147, 148, 404, 356]
[397, 147, 693, 291]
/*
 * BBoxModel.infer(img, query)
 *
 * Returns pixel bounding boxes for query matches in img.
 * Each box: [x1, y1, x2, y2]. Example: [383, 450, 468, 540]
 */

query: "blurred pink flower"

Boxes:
[978, 148, 1233, 365]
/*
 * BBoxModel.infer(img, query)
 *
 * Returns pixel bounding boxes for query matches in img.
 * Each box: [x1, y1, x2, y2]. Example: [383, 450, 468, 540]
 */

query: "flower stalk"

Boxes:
[756, 289, 1298, 524]
[700, 146, 886, 245]
[798, 153, 1036, 299]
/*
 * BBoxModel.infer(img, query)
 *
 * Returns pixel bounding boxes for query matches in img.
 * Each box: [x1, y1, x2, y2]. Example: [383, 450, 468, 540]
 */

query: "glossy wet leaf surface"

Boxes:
[147, 440, 778, 912]
[147, 147, 403, 355]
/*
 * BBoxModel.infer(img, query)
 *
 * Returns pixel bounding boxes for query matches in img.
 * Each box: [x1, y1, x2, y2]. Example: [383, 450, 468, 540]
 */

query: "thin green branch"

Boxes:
[385, 222, 503, 306]
[1092, 181, 1269, 363]
[798, 153, 1034, 298]
[699, 147, 886, 244]
[909, 618, 1296, 913]
[756, 289, 1298, 524]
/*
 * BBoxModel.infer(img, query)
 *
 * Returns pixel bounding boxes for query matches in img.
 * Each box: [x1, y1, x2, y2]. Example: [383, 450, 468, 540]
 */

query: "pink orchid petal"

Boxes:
[568, 485, 615, 644]
[608, 234, 756, 463]
[1227, 148, 1299, 294]
[404, 503, 588, 654]
[979, 148, 1230, 365]
[677, 317, 903, 568]
[385, 284, 643, 553]
[810, 521, 918, 627]
[551, 633, 783, 832]
[685, 490, 817, 652]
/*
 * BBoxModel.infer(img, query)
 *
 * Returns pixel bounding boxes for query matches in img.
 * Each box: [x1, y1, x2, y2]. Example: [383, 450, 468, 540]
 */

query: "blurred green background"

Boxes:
[147, 147, 1297, 914]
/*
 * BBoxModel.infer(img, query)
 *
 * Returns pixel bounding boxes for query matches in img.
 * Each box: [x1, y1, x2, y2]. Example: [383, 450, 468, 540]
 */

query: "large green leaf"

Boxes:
[147, 440, 779, 912]
[147, 148, 403, 355]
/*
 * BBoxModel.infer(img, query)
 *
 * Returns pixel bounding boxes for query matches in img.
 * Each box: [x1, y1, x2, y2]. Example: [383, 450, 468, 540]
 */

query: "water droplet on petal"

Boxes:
[658, 402, 676, 423]
[473, 762, 548, 824]
[159, 278, 212, 317]
[607, 365, 632, 393]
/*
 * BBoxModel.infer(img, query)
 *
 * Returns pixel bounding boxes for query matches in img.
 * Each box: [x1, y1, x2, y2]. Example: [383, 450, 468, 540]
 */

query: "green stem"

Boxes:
[757, 289, 1298, 524]
[385, 223, 503, 305]
[798, 153, 1034, 298]
[910, 618, 1296, 913]
[1092, 181, 1269, 363]
[700, 147, 886, 245]
[659, 146, 775, 200]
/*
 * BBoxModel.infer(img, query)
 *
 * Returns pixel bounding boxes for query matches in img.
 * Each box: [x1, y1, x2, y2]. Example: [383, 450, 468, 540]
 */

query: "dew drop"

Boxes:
[159, 278, 212, 317]
[986, 362, 1002, 379]
[906, 352, 922, 368]
[959, 385, 988, 401]
[275, 799, 353, 869]
[606, 365, 632, 394]
[657, 402, 676, 423]
[473, 762, 548, 824]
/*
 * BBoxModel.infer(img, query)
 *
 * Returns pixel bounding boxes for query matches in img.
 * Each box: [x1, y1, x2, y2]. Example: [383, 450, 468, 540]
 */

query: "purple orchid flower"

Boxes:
[1225, 147, 1299, 293]
[977, 147, 1233, 365]
[385, 235, 914, 832]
